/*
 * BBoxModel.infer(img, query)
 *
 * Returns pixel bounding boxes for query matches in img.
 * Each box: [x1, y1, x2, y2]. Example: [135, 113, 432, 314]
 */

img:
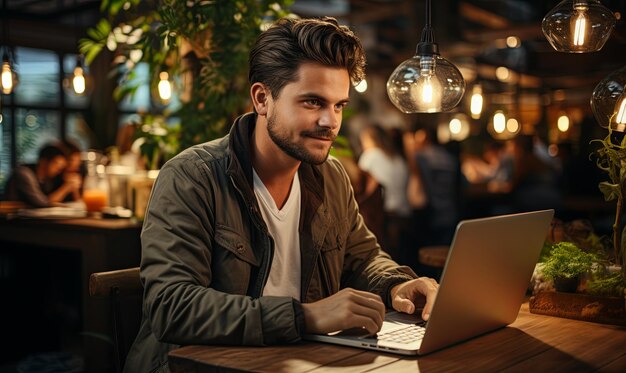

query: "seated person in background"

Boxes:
[5, 143, 81, 207]
[125, 17, 438, 372]
[55, 140, 85, 202]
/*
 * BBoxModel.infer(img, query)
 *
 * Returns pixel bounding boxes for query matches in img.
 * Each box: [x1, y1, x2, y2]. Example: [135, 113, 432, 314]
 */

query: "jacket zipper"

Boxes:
[318, 250, 333, 297]
[230, 175, 274, 297]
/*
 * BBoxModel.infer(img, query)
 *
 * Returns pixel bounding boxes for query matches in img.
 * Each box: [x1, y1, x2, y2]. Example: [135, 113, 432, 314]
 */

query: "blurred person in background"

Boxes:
[5, 143, 81, 207]
[410, 127, 462, 246]
[358, 124, 412, 264]
[509, 135, 562, 213]
[55, 140, 85, 202]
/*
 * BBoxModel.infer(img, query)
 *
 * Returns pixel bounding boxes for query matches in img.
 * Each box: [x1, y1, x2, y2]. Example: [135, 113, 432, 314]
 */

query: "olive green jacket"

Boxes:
[124, 113, 416, 372]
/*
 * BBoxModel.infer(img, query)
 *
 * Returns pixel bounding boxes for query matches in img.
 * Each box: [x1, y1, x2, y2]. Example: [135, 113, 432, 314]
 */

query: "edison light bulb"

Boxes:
[470, 85, 483, 119]
[557, 115, 570, 132]
[493, 111, 506, 133]
[158, 71, 172, 102]
[613, 95, 626, 131]
[571, 3, 588, 47]
[449, 118, 462, 135]
[72, 66, 86, 95]
[1, 60, 13, 94]
[411, 56, 442, 113]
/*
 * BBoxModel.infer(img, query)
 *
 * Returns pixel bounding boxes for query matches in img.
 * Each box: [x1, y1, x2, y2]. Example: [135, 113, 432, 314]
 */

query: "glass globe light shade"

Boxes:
[387, 54, 465, 113]
[591, 65, 626, 131]
[542, 0, 616, 53]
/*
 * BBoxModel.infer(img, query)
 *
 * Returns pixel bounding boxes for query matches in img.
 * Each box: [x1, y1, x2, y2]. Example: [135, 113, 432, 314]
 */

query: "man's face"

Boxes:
[46, 155, 68, 178]
[266, 62, 350, 165]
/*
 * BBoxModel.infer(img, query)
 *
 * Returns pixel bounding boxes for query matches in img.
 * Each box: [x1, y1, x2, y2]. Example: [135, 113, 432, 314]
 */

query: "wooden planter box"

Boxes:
[529, 291, 626, 326]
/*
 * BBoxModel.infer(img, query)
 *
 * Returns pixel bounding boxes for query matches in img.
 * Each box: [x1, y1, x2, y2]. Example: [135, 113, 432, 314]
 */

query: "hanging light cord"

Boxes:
[417, 0, 439, 55]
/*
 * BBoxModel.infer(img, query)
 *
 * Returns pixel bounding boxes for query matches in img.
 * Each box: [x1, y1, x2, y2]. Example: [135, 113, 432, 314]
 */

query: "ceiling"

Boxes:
[3, 0, 626, 103]
[2, 0, 101, 27]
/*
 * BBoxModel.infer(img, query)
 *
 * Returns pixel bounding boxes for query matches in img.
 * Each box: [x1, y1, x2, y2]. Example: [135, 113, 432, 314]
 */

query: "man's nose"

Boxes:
[318, 107, 340, 129]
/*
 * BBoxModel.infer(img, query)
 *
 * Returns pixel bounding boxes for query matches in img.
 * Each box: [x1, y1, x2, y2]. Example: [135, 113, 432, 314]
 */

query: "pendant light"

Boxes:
[386, 0, 465, 113]
[65, 55, 91, 96]
[1, 48, 18, 95]
[469, 83, 483, 119]
[542, 0, 616, 53]
[1, 0, 18, 95]
[157, 70, 173, 103]
[591, 65, 626, 131]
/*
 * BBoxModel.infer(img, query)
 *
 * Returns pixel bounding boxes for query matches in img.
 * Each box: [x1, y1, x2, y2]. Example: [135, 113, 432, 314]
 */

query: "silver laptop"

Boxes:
[304, 209, 554, 355]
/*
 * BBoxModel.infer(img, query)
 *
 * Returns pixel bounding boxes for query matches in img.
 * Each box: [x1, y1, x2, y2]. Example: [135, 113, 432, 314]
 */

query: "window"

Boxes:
[0, 47, 91, 195]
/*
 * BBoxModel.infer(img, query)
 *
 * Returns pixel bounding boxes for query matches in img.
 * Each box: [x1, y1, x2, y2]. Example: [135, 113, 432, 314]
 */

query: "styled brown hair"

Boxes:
[248, 17, 366, 98]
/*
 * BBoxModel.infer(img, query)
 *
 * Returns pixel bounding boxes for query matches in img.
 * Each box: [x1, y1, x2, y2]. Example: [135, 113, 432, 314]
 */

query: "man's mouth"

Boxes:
[303, 130, 336, 142]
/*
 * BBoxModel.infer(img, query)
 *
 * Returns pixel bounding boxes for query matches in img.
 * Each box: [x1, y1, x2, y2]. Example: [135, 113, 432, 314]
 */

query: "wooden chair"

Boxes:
[89, 267, 142, 373]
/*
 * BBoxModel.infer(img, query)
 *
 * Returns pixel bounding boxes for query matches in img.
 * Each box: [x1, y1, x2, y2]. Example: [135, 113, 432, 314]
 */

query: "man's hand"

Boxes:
[301, 288, 385, 335]
[390, 277, 439, 320]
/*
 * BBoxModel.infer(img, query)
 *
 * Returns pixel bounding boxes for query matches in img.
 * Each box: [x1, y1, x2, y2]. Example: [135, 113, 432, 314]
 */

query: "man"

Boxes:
[125, 17, 438, 372]
[6, 143, 81, 207]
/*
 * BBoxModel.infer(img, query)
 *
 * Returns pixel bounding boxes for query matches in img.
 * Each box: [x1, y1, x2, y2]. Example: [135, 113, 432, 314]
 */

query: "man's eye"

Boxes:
[306, 99, 321, 106]
[335, 103, 347, 110]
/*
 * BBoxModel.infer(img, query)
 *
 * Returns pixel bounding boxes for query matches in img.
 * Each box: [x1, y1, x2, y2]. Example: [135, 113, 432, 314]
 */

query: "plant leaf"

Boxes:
[599, 181, 621, 201]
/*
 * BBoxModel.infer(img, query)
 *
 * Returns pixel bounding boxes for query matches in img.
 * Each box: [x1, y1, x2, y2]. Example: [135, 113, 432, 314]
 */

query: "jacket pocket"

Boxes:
[211, 224, 258, 294]
[214, 224, 258, 266]
[319, 220, 348, 295]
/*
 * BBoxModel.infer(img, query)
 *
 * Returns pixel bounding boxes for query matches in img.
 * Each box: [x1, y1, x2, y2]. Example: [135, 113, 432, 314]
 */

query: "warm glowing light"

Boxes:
[470, 85, 483, 119]
[572, 5, 588, 46]
[72, 67, 86, 95]
[506, 118, 519, 133]
[495, 66, 510, 81]
[506, 36, 521, 48]
[409, 56, 443, 112]
[354, 79, 368, 93]
[158, 71, 172, 102]
[449, 118, 462, 134]
[557, 115, 570, 132]
[493, 111, 506, 133]
[1, 60, 14, 94]
[614, 95, 626, 125]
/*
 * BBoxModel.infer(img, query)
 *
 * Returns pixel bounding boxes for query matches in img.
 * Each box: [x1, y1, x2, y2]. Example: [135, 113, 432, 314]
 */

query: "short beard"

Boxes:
[267, 113, 333, 165]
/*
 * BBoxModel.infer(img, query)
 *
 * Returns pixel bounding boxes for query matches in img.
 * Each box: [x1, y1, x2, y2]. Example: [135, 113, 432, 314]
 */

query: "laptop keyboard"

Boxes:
[377, 323, 426, 344]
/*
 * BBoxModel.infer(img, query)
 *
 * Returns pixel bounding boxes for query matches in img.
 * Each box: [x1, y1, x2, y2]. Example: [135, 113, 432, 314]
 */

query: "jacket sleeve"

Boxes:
[140, 153, 301, 346]
[330, 159, 417, 307]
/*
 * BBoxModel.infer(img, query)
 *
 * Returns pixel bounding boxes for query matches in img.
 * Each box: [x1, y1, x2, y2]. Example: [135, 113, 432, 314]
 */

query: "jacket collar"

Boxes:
[226, 113, 325, 211]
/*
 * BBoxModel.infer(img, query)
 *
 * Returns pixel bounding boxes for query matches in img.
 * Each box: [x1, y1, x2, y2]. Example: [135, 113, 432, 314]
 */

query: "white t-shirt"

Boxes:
[359, 147, 411, 216]
[253, 169, 302, 301]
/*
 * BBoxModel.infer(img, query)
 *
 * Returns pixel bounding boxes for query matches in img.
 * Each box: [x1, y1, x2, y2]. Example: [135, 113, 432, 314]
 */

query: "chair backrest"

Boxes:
[89, 267, 142, 373]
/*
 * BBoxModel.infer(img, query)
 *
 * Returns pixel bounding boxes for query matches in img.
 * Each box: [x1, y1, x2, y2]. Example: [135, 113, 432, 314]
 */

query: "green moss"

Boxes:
[542, 242, 599, 280]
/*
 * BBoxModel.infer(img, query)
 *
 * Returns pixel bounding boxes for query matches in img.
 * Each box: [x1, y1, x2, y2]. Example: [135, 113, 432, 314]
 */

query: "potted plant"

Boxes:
[80, 0, 294, 162]
[593, 126, 626, 304]
[541, 242, 598, 292]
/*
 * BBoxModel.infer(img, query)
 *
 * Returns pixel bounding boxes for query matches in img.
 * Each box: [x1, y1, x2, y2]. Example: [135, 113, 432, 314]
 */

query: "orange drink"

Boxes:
[83, 189, 108, 213]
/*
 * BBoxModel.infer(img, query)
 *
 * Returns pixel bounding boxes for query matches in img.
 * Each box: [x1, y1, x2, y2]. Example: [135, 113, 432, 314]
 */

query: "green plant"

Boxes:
[593, 126, 626, 288]
[81, 0, 294, 157]
[542, 242, 599, 280]
[587, 271, 625, 297]
[135, 115, 180, 170]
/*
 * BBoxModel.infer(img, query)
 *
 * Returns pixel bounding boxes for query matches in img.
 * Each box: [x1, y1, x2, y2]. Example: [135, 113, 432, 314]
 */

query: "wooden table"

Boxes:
[0, 217, 142, 372]
[168, 304, 626, 372]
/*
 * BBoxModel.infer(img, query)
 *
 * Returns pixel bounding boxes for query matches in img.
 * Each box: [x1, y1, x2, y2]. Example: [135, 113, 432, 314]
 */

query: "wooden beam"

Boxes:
[459, 1, 509, 29]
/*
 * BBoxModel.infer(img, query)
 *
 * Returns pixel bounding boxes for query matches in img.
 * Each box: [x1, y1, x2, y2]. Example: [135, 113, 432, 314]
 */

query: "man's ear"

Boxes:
[250, 82, 270, 116]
